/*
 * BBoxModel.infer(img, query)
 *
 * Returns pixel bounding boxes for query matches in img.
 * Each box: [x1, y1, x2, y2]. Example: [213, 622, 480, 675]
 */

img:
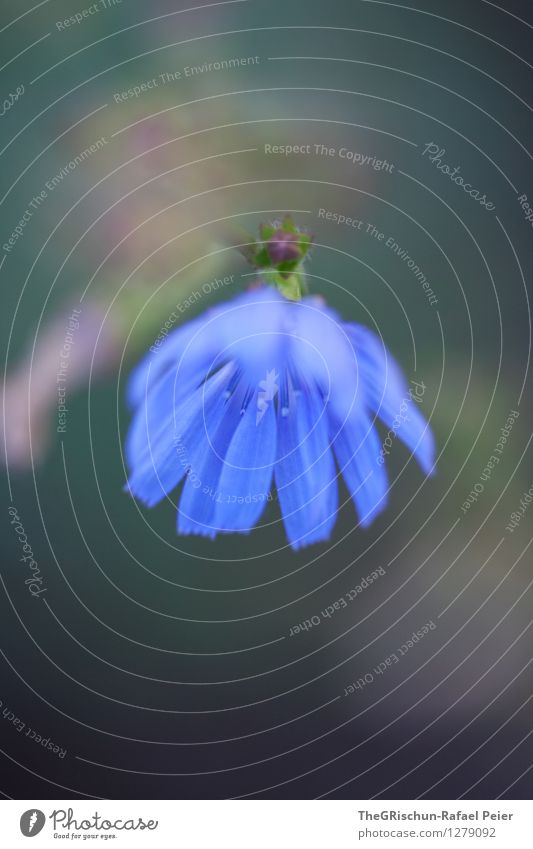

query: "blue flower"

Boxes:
[125, 287, 435, 550]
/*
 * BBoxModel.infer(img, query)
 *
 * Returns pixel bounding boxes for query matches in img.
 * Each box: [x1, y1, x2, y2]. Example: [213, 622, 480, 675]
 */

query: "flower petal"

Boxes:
[211, 391, 277, 533]
[177, 387, 246, 537]
[125, 364, 233, 507]
[212, 287, 288, 386]
[127, 313, 217, 410]
[128, 288, 289, 412]
[347, 324, 435, 475]
[126, 360, 206, 471]
[275, 388, 338, 549]
[289, 298, 362, 423]
[332, 412, 389, 527]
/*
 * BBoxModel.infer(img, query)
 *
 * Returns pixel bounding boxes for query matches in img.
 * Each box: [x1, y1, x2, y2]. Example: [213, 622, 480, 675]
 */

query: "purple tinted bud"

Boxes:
[267, 230, 301, 264]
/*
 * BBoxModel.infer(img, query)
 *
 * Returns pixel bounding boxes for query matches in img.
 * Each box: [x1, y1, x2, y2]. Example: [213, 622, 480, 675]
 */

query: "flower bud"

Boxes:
[267, 230, 301, 264]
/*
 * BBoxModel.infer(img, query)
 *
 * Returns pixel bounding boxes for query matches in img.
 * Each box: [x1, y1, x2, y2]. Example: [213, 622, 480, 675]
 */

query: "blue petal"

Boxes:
[211, 390, 277, 533]
[212, 287, 288, 386]
[177, 387, 246, 537]
[128, 288, 288, 410]
[126, 359, 209, 471]
[127, 313, 216, 410]
[346, 324, 435, 475]
[332, 412, 389, 527]
[289, 298, 363, 423]
[125, 364, 233, 507]
[275, 387, 338, 550]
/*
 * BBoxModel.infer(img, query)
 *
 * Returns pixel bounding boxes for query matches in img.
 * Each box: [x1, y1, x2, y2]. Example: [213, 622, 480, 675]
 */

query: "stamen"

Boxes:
[240, 383, 255, 414]
[279, 370, 289, 417]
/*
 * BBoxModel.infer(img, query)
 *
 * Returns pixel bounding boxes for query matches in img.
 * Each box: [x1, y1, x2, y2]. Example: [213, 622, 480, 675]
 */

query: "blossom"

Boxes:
[125, 287, 435, 549]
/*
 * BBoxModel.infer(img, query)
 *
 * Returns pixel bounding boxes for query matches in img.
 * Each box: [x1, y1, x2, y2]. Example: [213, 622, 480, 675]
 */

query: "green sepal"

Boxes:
[239, 216, 313, 301]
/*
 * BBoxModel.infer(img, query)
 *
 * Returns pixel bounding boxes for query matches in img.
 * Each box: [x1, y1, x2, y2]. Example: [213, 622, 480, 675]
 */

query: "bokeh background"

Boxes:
[1, 0, 532, 799]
